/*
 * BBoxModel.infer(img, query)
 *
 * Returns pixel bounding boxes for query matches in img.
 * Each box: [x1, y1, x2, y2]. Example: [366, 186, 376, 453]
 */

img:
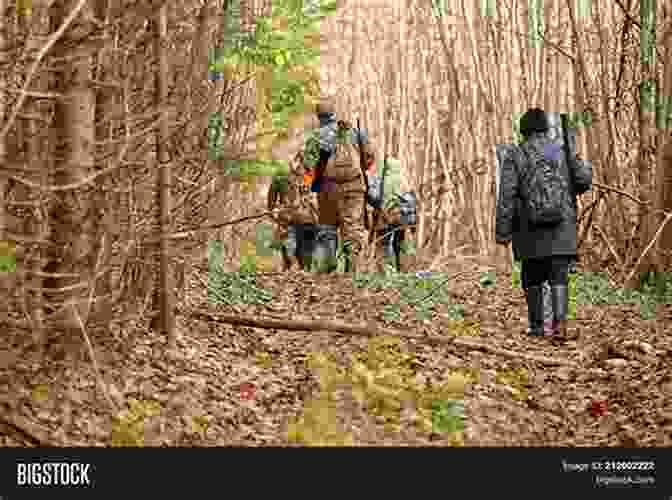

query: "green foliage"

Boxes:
[512, 265, 668, 320]
[479, 270, 496, 288]
[400, 238, 416, 256]
[302, 128, 322, 169]
[220, 0, 254, 50]
[568, 271, 577, 320]
[207, 112, 226, 161]
[110, 399, 161, 447]
[256, 223, 276, 257]
[511, 112, 524, 144]
[431, 0, 449, 17]
[0, 255, 15, 273]
[430, 399, 465, 435]
[208, 240, 273, 305]
[288, 338, 468, 445]
[573, 271, 670, 319]
[209, 0, 334, 177]
[354, 271, 456, 322]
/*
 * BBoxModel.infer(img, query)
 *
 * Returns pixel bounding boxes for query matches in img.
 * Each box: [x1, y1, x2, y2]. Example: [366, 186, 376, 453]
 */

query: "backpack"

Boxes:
[398, 192, 417, 226]
[516, 141, 569, 227]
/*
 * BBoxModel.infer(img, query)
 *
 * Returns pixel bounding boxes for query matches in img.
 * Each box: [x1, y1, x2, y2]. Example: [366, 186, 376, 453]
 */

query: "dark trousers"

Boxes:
[521, 256, 572, 289]
[287, 224, 337, 271]
[377, 224, 405, 271]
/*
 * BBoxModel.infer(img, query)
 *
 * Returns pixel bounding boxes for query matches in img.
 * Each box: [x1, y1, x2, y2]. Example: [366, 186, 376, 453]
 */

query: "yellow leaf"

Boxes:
[441, 373, 467, 397]
[32, 384, 49, 404]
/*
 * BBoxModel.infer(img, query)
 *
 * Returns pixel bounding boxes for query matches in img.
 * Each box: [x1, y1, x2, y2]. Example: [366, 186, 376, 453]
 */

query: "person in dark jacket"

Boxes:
[496, 108, 592, 339]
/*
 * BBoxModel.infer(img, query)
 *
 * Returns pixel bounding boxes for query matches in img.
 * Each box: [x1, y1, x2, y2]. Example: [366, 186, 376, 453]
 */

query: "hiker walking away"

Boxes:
[305, 98, 372, 273]
[267, 149, 319, 271]
[496, 108, 592, 339]
[496, 144, 553, 335]
[366, 157, 418, 273]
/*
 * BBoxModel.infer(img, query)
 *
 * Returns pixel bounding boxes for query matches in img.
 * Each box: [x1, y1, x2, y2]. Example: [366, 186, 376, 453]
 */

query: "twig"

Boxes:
[592, 182, 649, 205]
[0, 0, 89, 144]
[594, 224, 623, 267]
[142, 211, 278, 244]
[624, 212, 672, 286]
[72, 305, 120, 414]
[187, 308, 578, 368]
[0, 412, 55, 447]
[613, 0, 641, 29]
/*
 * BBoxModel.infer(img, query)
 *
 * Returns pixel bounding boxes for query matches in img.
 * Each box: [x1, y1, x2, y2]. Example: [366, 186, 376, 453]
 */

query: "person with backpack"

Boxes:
[304, 97, 373, 273]
[366, 158, 417, 273]
[496, 108, 592, 340]
[267, 148, 320, 271]
[496, 143, 554, 335]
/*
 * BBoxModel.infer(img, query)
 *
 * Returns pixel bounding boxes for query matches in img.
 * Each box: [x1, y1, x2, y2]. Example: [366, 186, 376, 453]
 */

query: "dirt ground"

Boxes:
[1, 255, 671, 447]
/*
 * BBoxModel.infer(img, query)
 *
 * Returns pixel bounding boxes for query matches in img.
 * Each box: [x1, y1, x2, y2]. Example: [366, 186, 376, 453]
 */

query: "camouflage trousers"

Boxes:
[317, 178, 369, 272]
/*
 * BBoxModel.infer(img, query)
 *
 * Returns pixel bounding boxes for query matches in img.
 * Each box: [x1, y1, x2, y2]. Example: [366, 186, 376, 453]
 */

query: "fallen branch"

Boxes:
[0, 412, 55, 447]
[187, 308, 578, 368]
[143, 211, 278, 244]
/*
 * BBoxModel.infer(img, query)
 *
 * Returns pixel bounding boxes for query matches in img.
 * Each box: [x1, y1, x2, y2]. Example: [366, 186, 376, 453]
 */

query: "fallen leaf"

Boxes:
[589, 400, 608, 417]
[604, 358, 629, 369]
[239, 382, 257, 400]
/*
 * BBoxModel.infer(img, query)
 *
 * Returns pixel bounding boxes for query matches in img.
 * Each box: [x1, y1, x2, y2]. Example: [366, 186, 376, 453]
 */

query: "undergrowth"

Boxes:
[511, 262, 670, 320]
[0, 240, 15, 273]
[208, 239, 273, 305]
[287, 336, 468, 446]
[354, 271, 460, 323]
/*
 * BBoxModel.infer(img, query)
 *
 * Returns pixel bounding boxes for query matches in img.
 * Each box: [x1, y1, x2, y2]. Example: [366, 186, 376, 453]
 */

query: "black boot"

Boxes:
[526, 286, 545, 336]
[550, 285, 570, 339]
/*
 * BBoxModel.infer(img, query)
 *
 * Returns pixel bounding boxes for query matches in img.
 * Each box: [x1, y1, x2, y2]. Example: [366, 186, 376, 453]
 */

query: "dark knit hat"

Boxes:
[520, 108, 549, 138]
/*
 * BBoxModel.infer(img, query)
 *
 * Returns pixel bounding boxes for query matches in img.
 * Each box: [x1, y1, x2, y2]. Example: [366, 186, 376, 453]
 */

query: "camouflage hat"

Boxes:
[315, 96, 337, 115]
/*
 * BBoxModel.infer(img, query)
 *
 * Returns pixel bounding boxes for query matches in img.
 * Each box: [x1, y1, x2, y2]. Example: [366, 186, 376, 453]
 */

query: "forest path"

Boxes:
[2, 257, 670, 446]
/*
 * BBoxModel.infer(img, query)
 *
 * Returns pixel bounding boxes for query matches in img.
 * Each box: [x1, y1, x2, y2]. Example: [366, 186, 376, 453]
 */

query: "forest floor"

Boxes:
[2, 252, 671, 447]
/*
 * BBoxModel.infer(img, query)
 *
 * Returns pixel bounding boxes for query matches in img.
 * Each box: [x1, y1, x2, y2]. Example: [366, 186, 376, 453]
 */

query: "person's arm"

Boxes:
[561, 121, 592, 195]
[568, 157, 592, 195]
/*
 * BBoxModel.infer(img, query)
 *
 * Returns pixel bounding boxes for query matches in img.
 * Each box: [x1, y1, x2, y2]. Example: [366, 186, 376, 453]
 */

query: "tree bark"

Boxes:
[150, 3, 176, 344]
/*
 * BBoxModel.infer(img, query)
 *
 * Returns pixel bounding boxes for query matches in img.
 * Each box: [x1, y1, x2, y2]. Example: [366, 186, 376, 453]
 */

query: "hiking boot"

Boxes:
[525, 285, 545, 337]
[550, 285, 570, 340]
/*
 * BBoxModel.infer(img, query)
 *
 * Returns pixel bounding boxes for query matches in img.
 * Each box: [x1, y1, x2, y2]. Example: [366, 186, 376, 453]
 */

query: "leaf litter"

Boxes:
[1, 258, 670, 446]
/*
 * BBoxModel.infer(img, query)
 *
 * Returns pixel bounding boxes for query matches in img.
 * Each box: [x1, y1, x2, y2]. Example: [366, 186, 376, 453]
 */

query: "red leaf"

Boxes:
[239, 382, 256, 400]
[589, 400, 608, 417]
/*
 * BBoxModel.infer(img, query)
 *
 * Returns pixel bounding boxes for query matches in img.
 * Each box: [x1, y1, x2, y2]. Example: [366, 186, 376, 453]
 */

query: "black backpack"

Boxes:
[398, 192, 417, 226]
[366, 176, 417, 226]
[516, 142, 569, 227]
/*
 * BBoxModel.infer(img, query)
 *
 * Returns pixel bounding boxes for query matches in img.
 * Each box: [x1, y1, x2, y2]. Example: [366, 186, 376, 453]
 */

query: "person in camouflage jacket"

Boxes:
[306, 98, 372, 273]
[366, 158, 416, 272]
[496, 108, 592, 339]
[268, 149, 319, 271]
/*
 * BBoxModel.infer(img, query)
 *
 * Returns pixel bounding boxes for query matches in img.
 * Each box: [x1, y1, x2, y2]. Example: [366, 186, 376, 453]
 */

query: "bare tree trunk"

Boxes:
[44, 0, 97, 343]
[626, 0, 657, 287]
[150, 3, 175, 344]
[655, 21, 672, 272]
[23, 3, 52, 345]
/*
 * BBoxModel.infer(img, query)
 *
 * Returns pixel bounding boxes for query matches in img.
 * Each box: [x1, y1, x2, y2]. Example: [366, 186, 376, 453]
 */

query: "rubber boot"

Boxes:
[524, 286, 553, 335]
[525, 286, 545, 337]
[550, 285, 570, 340]
[542, 283, 554, 335]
